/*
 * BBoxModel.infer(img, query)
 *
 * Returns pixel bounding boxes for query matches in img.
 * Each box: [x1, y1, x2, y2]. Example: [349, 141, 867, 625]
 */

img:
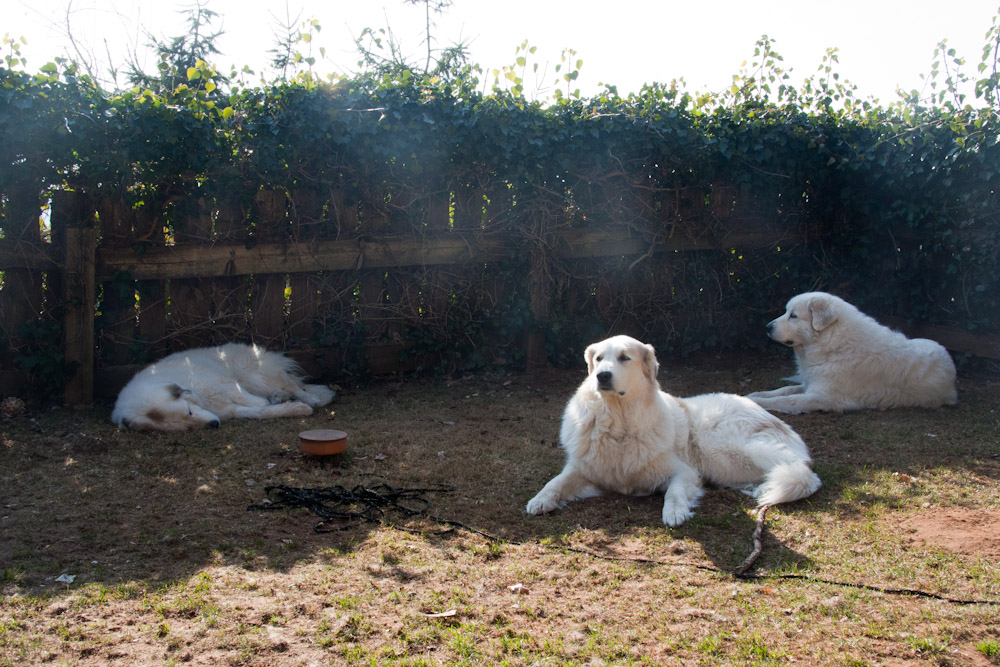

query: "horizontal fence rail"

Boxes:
[92, 227, 798, 281]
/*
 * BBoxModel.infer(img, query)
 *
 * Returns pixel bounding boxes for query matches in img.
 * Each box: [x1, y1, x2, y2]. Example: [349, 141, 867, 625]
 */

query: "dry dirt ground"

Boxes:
[1, 350, 999, 666]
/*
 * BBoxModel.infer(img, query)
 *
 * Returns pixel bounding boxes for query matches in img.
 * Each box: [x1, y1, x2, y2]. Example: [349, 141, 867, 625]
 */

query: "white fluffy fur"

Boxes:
[525, 335, 820, 527]
[746, 292, 958, 414]
[111, 343, 335, 431]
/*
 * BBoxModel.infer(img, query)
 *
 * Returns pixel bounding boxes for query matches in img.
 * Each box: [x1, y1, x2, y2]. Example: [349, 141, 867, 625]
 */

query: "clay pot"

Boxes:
[298, 429, 347, 456]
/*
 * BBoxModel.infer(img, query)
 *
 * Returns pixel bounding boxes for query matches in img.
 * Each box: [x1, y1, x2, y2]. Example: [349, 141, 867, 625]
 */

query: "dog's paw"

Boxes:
[286, 402, 314, 417]
[525, 493, 558, 515]
[661, 499, 694, 527]
[302, 385, 336, 407]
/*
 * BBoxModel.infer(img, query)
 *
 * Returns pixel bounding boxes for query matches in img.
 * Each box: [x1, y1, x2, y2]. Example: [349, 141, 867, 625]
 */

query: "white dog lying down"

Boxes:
[746, 292, 958, 414]
[111, 343, 335, 431]
[526, 335, 820, 527]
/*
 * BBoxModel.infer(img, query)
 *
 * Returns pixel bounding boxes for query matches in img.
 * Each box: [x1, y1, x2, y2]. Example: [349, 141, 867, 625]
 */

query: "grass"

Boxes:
[978, 639, 1000, 661]
[0, 353, 998, 665]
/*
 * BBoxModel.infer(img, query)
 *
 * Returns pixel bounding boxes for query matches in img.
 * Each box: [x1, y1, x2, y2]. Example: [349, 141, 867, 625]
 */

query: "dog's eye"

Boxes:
[618, 354, 630, 363]
[595, 355, 603, 362]
[789, 312, 797, 319]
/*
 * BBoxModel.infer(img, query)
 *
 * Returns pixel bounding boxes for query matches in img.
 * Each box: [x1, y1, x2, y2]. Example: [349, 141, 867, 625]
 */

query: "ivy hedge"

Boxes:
[1, 27, 998, 381]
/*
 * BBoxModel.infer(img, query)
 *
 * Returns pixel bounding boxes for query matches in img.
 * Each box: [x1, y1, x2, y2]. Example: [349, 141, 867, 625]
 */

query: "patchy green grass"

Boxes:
[978, 638, 1000, 661]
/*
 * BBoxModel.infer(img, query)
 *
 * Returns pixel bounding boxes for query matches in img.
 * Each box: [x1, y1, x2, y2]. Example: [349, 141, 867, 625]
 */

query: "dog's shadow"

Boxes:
[675, 489, 817, 575]
[515, 487, 816, 577]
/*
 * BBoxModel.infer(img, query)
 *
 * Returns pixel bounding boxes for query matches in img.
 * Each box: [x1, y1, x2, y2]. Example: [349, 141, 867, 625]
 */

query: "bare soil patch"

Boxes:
[900, 509, 1000, 555]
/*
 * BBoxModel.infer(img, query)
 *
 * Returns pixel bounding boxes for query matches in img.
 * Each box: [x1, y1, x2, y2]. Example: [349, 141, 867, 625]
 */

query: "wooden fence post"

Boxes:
[209, 196, 250, 345]
[170, 197, 214, 351]
[288, 188, 323, 342]
[0, 177, 44, 368]
[135, 203, 167, 359]
[251, 190, 289, 344]
[58, 191, 96, 405]
[526, 212, 554, 369]
[96, 196, 137, 365]
[358, 188, 388, 343]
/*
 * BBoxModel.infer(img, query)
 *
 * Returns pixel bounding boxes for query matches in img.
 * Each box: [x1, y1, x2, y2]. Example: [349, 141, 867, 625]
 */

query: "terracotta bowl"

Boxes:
[298, 429, 347, 456]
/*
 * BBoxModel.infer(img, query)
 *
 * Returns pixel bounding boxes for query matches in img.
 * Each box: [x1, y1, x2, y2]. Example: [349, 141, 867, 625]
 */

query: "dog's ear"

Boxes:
[809, 295, 837, 331]
[166, 383, 189, 400]
[584, 343, 599, 375]
[640, 343, 660, 384]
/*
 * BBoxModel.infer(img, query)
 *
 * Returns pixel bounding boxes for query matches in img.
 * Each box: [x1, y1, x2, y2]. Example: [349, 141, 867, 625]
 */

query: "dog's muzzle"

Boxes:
[765, 321, 795, 346]
[596, 370, 614, 392]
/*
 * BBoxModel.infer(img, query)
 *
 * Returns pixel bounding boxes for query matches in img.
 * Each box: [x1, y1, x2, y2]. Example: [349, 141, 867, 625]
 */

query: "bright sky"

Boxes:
[7, 0, 1000, 103]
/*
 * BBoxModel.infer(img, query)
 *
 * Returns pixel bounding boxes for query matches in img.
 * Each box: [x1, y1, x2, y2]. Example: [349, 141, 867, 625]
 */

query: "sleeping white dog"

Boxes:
[747, 292, 958, 413]
[526, 335, 820, 527]
[111, 343, 335, 431]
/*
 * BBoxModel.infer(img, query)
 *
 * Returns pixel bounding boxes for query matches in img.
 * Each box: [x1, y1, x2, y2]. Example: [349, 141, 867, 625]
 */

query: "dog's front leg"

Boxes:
[525, 467, 600, 515]
[746, 384, 805, 399]
[226, 402, 314, 420]
[661, 461, 705, 527]
[746, 392, 834, 414]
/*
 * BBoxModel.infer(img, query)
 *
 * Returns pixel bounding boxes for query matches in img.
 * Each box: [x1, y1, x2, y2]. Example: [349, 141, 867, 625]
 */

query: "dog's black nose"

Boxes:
[766, 322, 774, 333]
[596, 371, 612, 385]
[207, 419, 220, 429]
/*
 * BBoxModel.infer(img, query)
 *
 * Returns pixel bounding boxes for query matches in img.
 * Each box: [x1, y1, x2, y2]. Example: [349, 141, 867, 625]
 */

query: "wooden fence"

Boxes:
[1, 182, 996, 406]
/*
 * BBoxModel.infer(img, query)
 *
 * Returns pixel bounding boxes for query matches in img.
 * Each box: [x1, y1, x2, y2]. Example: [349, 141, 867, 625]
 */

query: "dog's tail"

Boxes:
[755, 461, 821, 507]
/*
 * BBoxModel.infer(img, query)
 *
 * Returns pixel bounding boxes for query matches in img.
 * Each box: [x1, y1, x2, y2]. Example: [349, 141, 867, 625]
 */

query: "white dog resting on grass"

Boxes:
[111, 343, 335, 431]
[525, 335, 820, 527]
[746, 292, 958, 414]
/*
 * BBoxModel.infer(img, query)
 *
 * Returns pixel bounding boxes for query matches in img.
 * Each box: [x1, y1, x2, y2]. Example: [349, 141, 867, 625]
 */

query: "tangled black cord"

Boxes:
[247, 483, 457, 533]
[247, 483, 1000, 607]
[248, 482, 499, 542]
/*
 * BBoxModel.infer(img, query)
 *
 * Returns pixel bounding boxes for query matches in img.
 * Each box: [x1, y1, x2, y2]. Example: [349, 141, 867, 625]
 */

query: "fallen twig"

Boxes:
[734, 504, 769, 576]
